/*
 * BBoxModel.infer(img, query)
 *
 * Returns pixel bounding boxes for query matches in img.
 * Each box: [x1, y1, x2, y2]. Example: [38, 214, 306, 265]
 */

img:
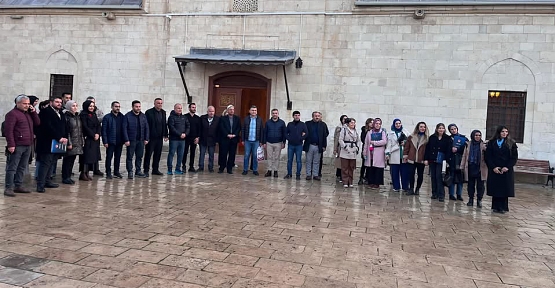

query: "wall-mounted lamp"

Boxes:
[489, 91, 501, 98]
[295, 57, 303, 69]
[10, 15, 24, 20]
[102, 12, 116, 20]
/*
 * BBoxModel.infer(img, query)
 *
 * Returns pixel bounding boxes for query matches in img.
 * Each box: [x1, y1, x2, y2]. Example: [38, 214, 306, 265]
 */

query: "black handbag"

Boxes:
[443, 172, 453, 187]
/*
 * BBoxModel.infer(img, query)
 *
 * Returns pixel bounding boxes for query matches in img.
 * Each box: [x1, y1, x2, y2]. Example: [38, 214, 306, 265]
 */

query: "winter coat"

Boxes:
[262, 118, 286, 144]
[199, 115, 220, 147]
[145, 107, 168, 139]
[242, 116, 263, 142]
[285, 120, 308, 146]
[185, 113, 201, 140]
[448, 134, 469, 184]
[338, 127, 360, 160]
[424, 134, 452, 163]
[79, 110, 101, 164]
[123, 111, 149, 142]
[101, 112, 124, 145]
[485, 140, 518, 198]
[167, 110, 190, 141]
[362, 129, 387, 168]
[36, 106, 68, 155]
[460, 141, 488, 181]
[334, 125, 345, 168]
[218, 115, 241, 144]
[386, 129, 410, 165]
[403, 134, 428, 164]
[4, 107, 40, 147]
[303, 120, 329, 153]
[64, 111, 84, 156]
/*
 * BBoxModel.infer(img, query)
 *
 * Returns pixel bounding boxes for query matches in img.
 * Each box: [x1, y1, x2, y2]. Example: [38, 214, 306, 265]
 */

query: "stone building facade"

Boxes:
[1, 0, 554, 163]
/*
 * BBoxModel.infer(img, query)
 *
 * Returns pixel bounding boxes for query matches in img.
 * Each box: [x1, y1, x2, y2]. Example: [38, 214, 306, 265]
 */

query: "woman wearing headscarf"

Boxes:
[333, 115, 348, 183]
[403, 122, 429, 195]
[79, 100, 101, 181]
[424, 123, 452, 202]
[447, 123, 469, 202]
[460, 130, 487, 208]
[363, 118, 387, 189]
[61, 100, 84, 184]
[386, 118, 410, 193]
[485, 125, 518, 214]
[358, 118, 373, 185]
[338, 118, 360, 188]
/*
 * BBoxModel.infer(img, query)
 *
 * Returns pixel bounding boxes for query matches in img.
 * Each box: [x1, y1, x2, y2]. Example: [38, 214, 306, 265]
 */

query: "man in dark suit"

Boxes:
[183, 103, 201, 172]
[303, 111, 329, 181]
[143, 98, 167, 176]
[199, 106, 220, 172]
[35, 96, 68, 192]
[217, 104, 241, 174]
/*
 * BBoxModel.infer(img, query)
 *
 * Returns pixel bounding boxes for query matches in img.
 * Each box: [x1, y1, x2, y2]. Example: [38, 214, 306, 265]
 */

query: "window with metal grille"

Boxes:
[49, 74, 74, 99]
[486, 90, 526, 143]
[232, 0, 257, 12]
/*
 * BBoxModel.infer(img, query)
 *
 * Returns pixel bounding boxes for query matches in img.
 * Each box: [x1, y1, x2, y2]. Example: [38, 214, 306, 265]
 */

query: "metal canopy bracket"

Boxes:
[174, 48, 297, 110]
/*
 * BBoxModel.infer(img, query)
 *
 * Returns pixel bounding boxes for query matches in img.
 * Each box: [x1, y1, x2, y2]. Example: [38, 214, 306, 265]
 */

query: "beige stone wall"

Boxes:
[2, 3, 555, 162]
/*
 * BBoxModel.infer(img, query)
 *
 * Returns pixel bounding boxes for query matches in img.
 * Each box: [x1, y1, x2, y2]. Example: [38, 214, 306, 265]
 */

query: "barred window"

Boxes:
[50, 74, 74, 99]
[232, 0, 258, 12]
[486, 91, 526, 143]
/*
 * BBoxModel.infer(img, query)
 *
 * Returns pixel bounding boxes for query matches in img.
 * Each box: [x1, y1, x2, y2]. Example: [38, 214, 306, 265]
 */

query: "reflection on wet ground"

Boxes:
[1, 147, 555, 288]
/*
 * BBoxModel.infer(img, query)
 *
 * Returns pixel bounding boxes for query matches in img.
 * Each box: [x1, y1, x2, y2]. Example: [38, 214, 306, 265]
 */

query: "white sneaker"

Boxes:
[349, 185, 354, 188]
[343, 184, 348, 188]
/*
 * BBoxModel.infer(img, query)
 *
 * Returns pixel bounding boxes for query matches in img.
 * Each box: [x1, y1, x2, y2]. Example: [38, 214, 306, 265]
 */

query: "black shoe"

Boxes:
[296, 175, 301, 180]
[198, 168, 204, 172]
[273, 171, 278, 178]
[4, 188, 15, 197]
[253, 171, 259, 176]
[45, 183, 59, 188]
[313, 176, 321, 181]
[438, 198, 445, 202]
[36, 187, 45, 193]
[265, 171, 272, 177]
[136, 172, 147, 178]
[467, 198, 473, 206]
[449, 195, 457, 201]
[284, 174, 292, 179]
[306, 176, 312, 180]
[414, 188, 420, 195]
[144, 172, 150, 177]
[358, 179, 364, 185]
[477, 200, 482, 208]
[406, 189, 415, 195]
[242, 171, 248, 175]
[106, 174, 113, 179]
[114, 173, 123, 179]
[457, 195, 464, 201]
[152, 171, 163, 176]
[218, 170, 224, 174]
[431, 195, 437, 199]
[93, 170, 104, 176]
[188, 168, 197, 173]
[128, 173, 134, 179]
[62, 179, 73, 184]
[227, 170, 233, 174]
[13, 187, 31, 193]
[492, 209, 505, 214]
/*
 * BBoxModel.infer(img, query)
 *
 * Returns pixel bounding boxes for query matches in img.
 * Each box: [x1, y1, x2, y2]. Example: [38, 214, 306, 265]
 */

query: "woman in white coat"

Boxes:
[338, 118, 360, 188]
[386, 119, 410, 192]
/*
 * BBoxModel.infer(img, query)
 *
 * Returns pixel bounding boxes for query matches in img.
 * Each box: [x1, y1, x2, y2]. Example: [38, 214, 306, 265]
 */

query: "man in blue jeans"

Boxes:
[241, 105, 263, 176]
[284, 111, 308, 180]
[167, 103, 190, 175]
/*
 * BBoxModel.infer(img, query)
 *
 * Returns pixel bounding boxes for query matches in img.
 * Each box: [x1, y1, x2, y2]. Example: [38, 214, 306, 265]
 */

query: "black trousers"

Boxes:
[492, 197, 509, 211]
[409, 163, 425, 191]
[144, 138, 163, 173]
[37, 153, 56, 188]
[61, 155, 77, 180]
[182, 139, 198, 170]
[468, 175, 485, 200]
[318, 153, 323, 177]
[429, 162, 445, 199]
[218, 140, 237, 172]
[105, 144, 123, 174]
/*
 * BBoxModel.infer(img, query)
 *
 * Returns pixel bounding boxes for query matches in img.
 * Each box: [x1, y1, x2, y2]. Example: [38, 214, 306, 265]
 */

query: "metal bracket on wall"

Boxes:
[176, 62, 193, 104]
[283, 65, 293, 110]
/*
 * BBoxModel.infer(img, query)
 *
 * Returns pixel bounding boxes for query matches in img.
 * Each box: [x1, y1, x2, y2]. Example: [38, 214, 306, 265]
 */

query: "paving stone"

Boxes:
[0, 267, 43, 285]
[0, 254, 49, 270]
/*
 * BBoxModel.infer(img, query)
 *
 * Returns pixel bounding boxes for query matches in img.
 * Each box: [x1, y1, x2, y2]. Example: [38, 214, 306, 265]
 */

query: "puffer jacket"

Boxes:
[65, 111, 84, 156]
[167, 110, 190, 141]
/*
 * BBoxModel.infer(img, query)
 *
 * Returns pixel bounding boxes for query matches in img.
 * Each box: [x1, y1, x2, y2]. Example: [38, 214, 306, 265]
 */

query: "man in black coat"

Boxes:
[35, 96, 68, 192]
[199, 106, 220, 172]
[183, 103, 201, 172]
[143, 98, 168, 176]
[218, 105, 241, 174]
[303, 111, 329, 181]
[102, 101, 125, 179]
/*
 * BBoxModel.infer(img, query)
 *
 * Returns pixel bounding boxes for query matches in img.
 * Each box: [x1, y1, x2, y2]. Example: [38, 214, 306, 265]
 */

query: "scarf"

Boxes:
[468, 130, 481, 165]
[497, 138, 504, 148]
[391, 118, 403, 133]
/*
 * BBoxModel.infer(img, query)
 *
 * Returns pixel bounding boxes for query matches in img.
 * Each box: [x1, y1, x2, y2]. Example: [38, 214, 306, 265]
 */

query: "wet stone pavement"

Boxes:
[1, 147, 555, 287]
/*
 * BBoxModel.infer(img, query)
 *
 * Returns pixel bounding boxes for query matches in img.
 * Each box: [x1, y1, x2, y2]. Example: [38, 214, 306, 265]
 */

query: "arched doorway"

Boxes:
[208, 71, 271, 154]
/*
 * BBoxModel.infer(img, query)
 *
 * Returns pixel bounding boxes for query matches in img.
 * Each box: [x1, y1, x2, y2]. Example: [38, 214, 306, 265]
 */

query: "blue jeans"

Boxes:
[287, 144, 303, 176]
[167, 140, 185, 171]
[449, 182, 463, 197]
[243, 140, 259, 172]
[199, 145, 216, 170]
[390, 163, 410, 190]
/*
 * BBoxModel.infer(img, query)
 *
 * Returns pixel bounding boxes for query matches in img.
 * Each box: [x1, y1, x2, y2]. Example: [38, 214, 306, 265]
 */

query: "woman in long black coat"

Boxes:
[79, 100, 101, 181]
[485, 125, 518, 214]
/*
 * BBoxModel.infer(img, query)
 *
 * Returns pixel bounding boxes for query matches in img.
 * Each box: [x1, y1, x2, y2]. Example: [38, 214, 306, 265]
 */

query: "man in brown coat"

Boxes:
[4, 95, 40, 196]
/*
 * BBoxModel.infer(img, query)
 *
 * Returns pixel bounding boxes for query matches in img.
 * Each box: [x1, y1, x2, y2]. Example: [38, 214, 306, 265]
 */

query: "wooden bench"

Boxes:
[514, 159, 555, 188]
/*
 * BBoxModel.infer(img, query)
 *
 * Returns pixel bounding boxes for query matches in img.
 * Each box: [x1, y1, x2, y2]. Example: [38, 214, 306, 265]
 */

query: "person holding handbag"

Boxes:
[402, 122, 429, 195]
[338, 118, 359, 188]
[363, 118, 387, 189]
[424, 123, 452, 202]
[447, 124, 469, 202]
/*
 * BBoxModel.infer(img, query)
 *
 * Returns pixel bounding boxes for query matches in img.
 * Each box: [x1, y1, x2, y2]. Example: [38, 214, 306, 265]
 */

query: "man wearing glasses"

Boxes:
[101, 101, 125, 179]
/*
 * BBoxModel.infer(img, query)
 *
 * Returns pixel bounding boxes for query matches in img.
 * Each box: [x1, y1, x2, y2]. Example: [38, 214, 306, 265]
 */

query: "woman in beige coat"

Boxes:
[338, 118, 360, 188]
[333, 115, 348, 182]
[460, 130, 488, 208]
